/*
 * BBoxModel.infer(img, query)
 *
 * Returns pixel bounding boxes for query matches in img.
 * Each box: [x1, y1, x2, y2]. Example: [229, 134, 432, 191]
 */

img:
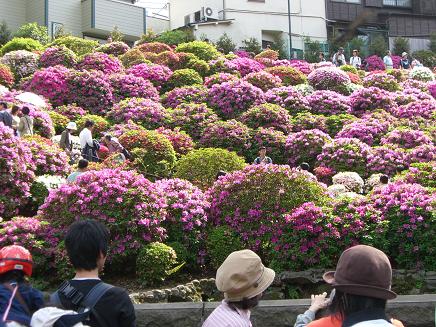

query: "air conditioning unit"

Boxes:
[203, 7, 219, 20]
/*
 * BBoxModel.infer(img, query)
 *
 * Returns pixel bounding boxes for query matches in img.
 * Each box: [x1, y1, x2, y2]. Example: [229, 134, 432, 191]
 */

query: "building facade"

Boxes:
[326, 0, 436, 53]
[169, 0, 328, 57]
[0, 0, 169, 42]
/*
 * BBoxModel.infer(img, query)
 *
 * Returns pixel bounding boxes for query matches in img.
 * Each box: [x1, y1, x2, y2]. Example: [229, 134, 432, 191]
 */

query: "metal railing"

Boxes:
[382, 0, 412, 7]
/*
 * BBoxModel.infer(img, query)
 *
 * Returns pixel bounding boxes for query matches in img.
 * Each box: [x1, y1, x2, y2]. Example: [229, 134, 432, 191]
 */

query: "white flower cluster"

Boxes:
[332, 171, 364, 193]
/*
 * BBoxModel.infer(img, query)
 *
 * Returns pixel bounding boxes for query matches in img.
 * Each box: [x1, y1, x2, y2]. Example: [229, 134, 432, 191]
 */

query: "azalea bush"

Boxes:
[39, 46, 77, 68]
[119, 49, 148, 68]
[204, 72, 239, 88]
[53, 104, 86, 120]
[174, 148, 246, 189]
[48, 111, 69, 134]
[365, 55, 385, 71]
[1, 50, 39, 81]
[308, 67, 351, 94]
[264, 86, 310, 113]
[138, 42, 172, 54]
[393, 99, 436, 119]
[0, 63, 15, 87]
[167, 68, 202, 89]
[349, 87, 396, 116]
[336, 119, 388, 146]
[156, 127, 194, 156]
[409, 67, 434, 82]
[49, 36, 98, 56]
[306, 90, 351, 115]
[381, 128, 432, 149]
[96, 41, 130, 56]
[363, 73, 400, 92]
[206, 226, 243, 269]
[332, 172, 364, 193]
[224, 57, 264, 77]
[248, 127, 287, 164]
[162, 85, 208, 109]
[325, 114, 357, 137]
[109, 73, 159, 103]
[238, 103, 292, 133]
[367, 145, 408, 176]
[0, 37, 43, 55]
[243, 71, 282, 91]
[292, 112, 327, 133]
[127, 63, 173, 90]
[175, 41, 220, 61]
[27, 106, 55, 139]
[407, 144, 435, 164]
[76, 52, 123, 74]
[265, 66, 307, 86]
[396, 162, 435, 188]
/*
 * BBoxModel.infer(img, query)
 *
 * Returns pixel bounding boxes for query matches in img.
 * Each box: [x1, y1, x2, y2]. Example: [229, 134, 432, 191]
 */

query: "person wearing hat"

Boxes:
[253, 147, 272, 165]
[400, 52, 410, 70]
[202, 250, 275, 327]
[59, 122, 77, 155]
[349, 50, 361, 69]
[333, 47, 346, 67]
[307, 245, 400, 327]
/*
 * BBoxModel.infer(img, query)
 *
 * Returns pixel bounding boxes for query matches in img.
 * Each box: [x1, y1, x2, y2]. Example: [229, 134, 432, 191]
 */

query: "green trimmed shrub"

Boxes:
[48, 111, 70, 135]
[49, 36, 98, 56]
[155, 29, 194, 46]
[265, 66, 307, 86]
[206, 226, 244, 269]
[175, 148, 246, 189]
[76, 114, 110, 139]
[396, 162, 436, 188]
[168, 68, 203, 89]
[175, 41, 220, 61]
[14, 22, 49, 45]
[340, 65, 358, 74]
[0, 37, 43, 55]
[119, 49, 149, 68]
[136, 242, 178, 286]
[185, 58, 210, 77]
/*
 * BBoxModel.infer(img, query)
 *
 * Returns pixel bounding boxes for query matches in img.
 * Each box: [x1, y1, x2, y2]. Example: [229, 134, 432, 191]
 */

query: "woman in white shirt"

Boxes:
[349, 49, 361, 69]
[79, 120, 99, 162]
[383, 50, 393, 70]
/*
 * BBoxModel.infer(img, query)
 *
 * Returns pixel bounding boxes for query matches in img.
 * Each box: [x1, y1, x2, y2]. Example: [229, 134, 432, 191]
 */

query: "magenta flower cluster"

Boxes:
[308, 67, 351, 94]
[264, 86, 310, 113]
[109, 73, 159, 103]
[349, 87, 396, 116]
[238, 103, 292, 133]
[76, 52, 123, 74]
[336, 119, 389, 146]
[162, 85, 208, 108]
[243, 71, 282, 91]
[286, 129, 332, 167]
[204, 72, 239, 88]
[381, 128, 433, 149]
[224, 57, 264, 77]
[306, 90, 351, 115]
[156, 127, 194, 156]
[39, 46, 77, 68]
[127, 63, 173, 89]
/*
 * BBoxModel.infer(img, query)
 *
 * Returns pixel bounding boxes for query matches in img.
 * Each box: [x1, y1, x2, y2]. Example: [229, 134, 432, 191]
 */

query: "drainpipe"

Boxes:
[222, 0, 226, 20]
[288, 0, 293, 58]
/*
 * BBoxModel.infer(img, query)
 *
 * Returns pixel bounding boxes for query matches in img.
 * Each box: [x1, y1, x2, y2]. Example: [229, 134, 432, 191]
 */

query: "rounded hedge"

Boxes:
[175, 41, 220, 61]
[76, 114, 110, 139]
[0, 37, 43, 55]
[49, 36, 99, 56]
[238, 103, 292, 133]
[265, 66, 307, 86]
[167, 68, 203, 89]
[206, 226, 243, 269]
[39, 46, 77, 68]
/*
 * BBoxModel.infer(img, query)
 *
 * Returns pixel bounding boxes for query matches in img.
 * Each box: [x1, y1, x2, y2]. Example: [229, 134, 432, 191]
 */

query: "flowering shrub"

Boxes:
[386, 69, 407, 82]
[401, 79, 428, 91]
[393, 99, 436, 119]
[175, 148, 246, 189]
[254, 50, 279, 61]
[0, 123, 35, 218]
[23, 65, 70, 106]
[409, 67, 435, 82]
[292, 112, 328, 133]
[199, 120, 251, 155]
[369, 181, 435, 269]
[396, 162, 435, 188]
[306, 90, 350, 115]
[336, 119, 389, 146]
[349, 87, 396, 116]
[167, 68, 203, 89]
[224, 57, 264, 77]
[22, 135, 70, 176]
[49, 36, 98, 56]
[39, 168, 168, 257]
[76, 52, 123, 74]
[0, 37, 43, 55]
[107, 97, 170, 129]
[48, 111, 69, 134]
[208, 80, 265, 118]
[96, 41, 130, 56]
[108, 120, 145, 138]
[39, 46, 77, 68]
[308, 67, 351, 94]
[53, 104, 86, 120]
[264, 86, 310, 113]
[109, 73, 159, 103]
[317, 138, 372, 176]
[289, 59, 313, 75]
[238, 103, 292, 133]
[206, 226, 244, 269]
[169, 103, 219, 140]
[162, 85, 208, 108]
[285, 129, 332, 167]
[184, 58, 210, 77]
[363, 73, 401, 92]
[119, 129, 176, 177]
[325, 114, 357, 137]
[76, 114, 110, 138]
[175, 41, 220, 61]
[402, 87, 433, 101]
[27, 106, 55, 138]
[127, 63, 173, 90]
[1, 50, 39, 81]
[406, 144, 435, 164]
[340, 65, 358, 74]
[243, 71, 282, 91]
[365, 55, 385, 71]
[204, 72, 239, 88]
[0, 63, 14, 87]
[429, 81, 436, 99]
[119, 49, 148, 68]
[381, 128, 432, 149]
[248, 127, 287, 164]
[66, 70, 113, 114]
[313, 166, 335, 185]
[207, 165, 328, 255]
[265, 66, 307, 86]
[155, 127, 194, 156]
[293, 83, 315, 96]
[153, 51, 180, 69]
[138, 42, 172, 54]
[367, 145, 408, 176]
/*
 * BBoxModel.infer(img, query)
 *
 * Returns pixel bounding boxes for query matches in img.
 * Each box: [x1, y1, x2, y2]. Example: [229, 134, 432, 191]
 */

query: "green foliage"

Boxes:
[242, 37, 262, 55]
[412, 50, 436, 68]
[49, 36, 99, 56]
[176, 40, 220, 61]
[156, 29, 194, 46]
[325, 114, 357, 137]
[304, 37, 322, 63]
[206, 226, 243, 269]
[14, 22, 49, 45]
[348, 37, 366, 58]
[393, 37, 410, 56]
[168, 69, 203, 89]
[430, 32, 436, 53]
[0, 20, 11, 46]
[0, 37, 43, 55]
[30, 180, 49, 207]
[139, 29, 158, 44]
[48, 111, 69, 135]
[136, 242, 179, 286]
[216, 33, 236, 54]
[175, 148, 246, 189]
[270, 34, 287, 60]
[184, 58, 210, 77]
[76, 114, 110, 139]
[109, 26, 124, 42]
[120, 49, 148, 68]
[396, 162, 436, 188]
[368, 35, 388, 58]
[340, 65, 358, 74]
[54, 241, 74, 281]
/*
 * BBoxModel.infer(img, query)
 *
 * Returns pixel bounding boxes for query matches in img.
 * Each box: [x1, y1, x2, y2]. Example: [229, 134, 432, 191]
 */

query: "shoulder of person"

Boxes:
[308, 315, 342, 327]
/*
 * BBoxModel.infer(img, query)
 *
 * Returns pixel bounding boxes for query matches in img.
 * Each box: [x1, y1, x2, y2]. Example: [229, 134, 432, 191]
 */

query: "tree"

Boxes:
[429, 32, 436, 53]
[271, 34, 287, 59]
[53, 25, 71, 39]
[393, 37, 410, 55]
[368, 35, 388, 57]
[14, 22, 49, 45]
[348, 37, 366, 58]
[304, 37, 322, 63]
[0, 21, 11, 46]
[156, 29, 194, 45]
[216, 33, 236, 54]
[109, 26, 124, 42]
[242, 37, 262, 55]
[138, 29, 157, 45]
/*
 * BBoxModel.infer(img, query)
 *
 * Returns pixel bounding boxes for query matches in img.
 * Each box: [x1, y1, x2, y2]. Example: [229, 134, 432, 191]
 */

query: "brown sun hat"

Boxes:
[216, 249, 275, 302]
[323, 245, 396, 300]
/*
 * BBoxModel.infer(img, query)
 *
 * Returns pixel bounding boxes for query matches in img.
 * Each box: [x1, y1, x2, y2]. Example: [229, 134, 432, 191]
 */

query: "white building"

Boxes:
[169, 0, 328, 56]
[0, 0, 169, 42]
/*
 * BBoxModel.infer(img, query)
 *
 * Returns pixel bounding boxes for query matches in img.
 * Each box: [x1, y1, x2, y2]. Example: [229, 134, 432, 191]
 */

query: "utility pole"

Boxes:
[287, 0, 292, 59]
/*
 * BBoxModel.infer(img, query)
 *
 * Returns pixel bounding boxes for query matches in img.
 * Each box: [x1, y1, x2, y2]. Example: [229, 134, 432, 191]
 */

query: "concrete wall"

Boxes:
[48, 0, 82, 37]
[134, 295, 436, 327]
[169, 0, 222, 29]
[0, 0, 26, 31]
[81, 0, 92, 33]
[147, 16, 170, 34]
[389, 37, 430, 53]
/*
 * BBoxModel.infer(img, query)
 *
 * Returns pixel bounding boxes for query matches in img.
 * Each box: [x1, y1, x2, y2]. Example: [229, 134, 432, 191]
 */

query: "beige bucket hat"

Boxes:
[215, 249, 275, 302]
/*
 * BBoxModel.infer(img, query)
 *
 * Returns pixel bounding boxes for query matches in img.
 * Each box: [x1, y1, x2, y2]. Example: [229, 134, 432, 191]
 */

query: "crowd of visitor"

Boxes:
[0, 103, 34, 137]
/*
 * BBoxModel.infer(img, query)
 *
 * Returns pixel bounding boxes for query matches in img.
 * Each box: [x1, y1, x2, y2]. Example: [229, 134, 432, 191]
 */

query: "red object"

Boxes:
[98, 145, 109, 160]
[0, 245, 33, 277]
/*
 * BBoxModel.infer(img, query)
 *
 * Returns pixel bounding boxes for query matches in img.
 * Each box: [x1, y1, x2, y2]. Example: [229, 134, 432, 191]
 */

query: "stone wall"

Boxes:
[135, 294, 436, 327]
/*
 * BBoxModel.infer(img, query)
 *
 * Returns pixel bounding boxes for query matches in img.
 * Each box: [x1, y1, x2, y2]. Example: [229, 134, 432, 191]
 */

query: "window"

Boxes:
[383, 0, 412, 7]
[331, 0, 361, 3]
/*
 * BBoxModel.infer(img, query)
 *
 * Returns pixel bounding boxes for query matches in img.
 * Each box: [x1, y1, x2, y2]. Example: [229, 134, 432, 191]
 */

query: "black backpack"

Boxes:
[50, 281, 113, 327]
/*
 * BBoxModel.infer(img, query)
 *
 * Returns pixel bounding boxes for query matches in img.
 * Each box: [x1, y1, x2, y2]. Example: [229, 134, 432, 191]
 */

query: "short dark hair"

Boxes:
[259, 147, 266, 151]
[379, 175, 389, 184]
[78, 159, 89, 169]
[11, 105, 19, 114]
[104, 134, 112, 141]
[0, 102, 7, 109]
[22, 106, 30, 115]
[84, 120, 95, 128]
[0, 270, 25, 283]
[229, 295, 261, 311]
[65, 220, 110, 271]
[299, 162, 310, 171]
[319, 52, 324, 57]
[216, 170, 227, 180]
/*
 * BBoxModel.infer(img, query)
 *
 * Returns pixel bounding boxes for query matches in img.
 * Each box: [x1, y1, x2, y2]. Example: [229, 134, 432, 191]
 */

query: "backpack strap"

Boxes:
[79, 282, 113, 313]
[2, 283, 31, 316]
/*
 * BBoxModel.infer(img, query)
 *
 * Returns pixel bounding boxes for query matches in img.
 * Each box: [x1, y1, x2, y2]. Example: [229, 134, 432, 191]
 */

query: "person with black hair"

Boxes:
[254, 147, 272, 165]
[0, 101, 13, 128]
[299, 162, 310, 171]
[67, 159, 89, 183]
[379, 175, 389, 185]
[17, 107, 33, 137]
[52, 220, 136, 327]
[319, 52, 326, 62]
[79, 120, 99, 162]
[215, 170, 227, 181]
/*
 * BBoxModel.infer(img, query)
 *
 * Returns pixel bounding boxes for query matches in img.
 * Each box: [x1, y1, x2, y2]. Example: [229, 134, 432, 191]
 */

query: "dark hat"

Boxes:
[323, 245, 396, 300]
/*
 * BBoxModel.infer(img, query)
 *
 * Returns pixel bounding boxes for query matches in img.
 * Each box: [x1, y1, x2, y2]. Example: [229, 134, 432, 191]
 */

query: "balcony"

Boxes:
[382, 0, 412, 7]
